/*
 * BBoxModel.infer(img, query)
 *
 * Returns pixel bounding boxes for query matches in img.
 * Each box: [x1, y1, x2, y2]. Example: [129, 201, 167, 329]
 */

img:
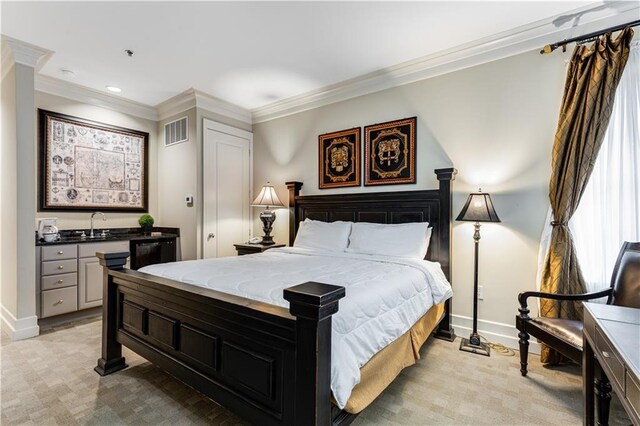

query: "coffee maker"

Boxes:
[38, 218, 60, 242]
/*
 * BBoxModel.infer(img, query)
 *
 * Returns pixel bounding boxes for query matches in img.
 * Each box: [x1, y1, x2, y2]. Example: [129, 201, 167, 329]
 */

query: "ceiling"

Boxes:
[0, 1, 626, 111]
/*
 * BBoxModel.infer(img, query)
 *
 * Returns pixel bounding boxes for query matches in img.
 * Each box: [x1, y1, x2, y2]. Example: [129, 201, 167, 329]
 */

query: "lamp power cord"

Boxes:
[478, 334, 515, 356]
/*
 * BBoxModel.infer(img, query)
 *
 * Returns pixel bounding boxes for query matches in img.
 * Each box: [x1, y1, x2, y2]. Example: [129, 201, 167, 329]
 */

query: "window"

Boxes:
[570, 42, 640, 292]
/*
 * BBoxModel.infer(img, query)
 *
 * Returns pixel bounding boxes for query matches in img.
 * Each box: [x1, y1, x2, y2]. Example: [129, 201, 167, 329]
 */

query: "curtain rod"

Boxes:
[540, 19, 640, 54]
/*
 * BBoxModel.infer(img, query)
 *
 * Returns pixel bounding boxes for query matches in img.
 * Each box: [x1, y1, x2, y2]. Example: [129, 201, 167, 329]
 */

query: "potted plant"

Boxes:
[138, 214, 154, 234]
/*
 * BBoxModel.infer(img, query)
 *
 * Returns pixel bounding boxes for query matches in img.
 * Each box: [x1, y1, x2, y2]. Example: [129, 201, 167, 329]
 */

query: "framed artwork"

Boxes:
[318, 127, 361, 189]
[364, 117, 416, 186]
[38, 109, 149, 212]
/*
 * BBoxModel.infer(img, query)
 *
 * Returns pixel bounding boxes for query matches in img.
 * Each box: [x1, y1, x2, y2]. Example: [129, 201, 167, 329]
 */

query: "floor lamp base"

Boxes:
[459, 336, 491, 357]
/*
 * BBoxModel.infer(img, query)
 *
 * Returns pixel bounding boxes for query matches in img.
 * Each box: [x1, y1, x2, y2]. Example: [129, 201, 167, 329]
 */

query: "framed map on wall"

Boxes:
[38, 109, 149, 212]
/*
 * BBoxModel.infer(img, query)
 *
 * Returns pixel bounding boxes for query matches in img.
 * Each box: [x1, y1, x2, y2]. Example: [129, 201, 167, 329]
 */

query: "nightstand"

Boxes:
[233, 242, 285, 256]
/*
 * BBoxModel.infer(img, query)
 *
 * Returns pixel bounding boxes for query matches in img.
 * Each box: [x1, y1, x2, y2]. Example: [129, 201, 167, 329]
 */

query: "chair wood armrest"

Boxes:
[517, 288, 612, 319]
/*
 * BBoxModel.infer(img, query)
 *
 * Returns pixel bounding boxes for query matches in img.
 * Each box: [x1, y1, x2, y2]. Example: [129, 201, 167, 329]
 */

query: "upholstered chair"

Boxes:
[516, 241, 640, 376]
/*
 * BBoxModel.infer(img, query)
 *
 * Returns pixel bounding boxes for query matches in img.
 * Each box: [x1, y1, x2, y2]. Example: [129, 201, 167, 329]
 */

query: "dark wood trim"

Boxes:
[94, 251, 129, 376]
[96, 253, 344, 425]
[286, 181, 303, 246]
[434, 168, 456, 341]
[288, 169, 457, 342]
[234, 243, 286, 256]
[284, 283, 345, 425]
[96, 170, 456, 425]
[516, 241, 640, 377]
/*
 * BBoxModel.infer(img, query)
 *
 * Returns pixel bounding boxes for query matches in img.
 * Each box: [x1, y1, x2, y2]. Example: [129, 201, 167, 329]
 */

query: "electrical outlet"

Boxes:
[478, 285, 484, 300]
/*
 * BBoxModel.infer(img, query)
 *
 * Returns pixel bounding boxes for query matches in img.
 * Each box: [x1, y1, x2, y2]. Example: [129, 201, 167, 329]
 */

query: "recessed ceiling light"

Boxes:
[105, 86, 122, 93]
[61, 69, 75, 78]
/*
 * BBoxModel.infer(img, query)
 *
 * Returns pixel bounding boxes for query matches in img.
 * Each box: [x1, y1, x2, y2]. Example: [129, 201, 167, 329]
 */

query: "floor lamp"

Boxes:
[456, 189, 500, 357]
[252, 182, 284, 245]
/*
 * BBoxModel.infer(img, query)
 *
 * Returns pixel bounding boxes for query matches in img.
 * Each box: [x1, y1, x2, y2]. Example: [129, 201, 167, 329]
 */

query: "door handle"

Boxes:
[208, 233, 215, 240]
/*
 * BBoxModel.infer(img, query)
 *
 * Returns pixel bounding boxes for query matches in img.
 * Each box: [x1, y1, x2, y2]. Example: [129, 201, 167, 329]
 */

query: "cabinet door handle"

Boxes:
[54, 299, 64, 306]
[208, 233, 215, 240]
[602, 351, 610, 359]
[58, 265, 64, 270]
[58, 251, 64, 255]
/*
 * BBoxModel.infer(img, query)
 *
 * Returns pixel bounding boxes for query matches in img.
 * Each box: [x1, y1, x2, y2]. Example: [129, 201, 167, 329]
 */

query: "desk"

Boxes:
[583, 303, 640, 425]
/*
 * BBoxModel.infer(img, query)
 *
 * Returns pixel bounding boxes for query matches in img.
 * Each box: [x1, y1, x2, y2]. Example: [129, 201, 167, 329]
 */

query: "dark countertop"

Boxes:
[36, 227, 180, 246]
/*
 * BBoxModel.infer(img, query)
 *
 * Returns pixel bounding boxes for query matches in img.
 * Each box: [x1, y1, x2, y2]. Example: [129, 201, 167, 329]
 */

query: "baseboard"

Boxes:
[38, 307, 101, 330]
[0, 304, 39, 341]
[451, 314, 541, 355]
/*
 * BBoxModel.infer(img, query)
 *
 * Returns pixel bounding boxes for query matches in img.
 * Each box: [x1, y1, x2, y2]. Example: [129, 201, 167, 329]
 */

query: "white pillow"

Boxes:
[293, 220, 352, 252]
[346, 222, 432, 259]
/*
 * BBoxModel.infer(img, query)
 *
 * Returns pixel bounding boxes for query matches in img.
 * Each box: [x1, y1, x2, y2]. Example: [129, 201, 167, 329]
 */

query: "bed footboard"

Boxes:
[94, 251, 345, 426]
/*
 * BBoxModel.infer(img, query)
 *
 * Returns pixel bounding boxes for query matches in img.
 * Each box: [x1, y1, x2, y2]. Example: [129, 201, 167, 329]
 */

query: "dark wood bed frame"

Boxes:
[95, 168, 456, 426]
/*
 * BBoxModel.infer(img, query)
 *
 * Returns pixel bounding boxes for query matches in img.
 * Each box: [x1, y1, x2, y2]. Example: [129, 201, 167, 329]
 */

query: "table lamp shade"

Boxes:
[456, 192, 501, 223]
[252, 183, 284, 208]
[252, 182, 283, 245]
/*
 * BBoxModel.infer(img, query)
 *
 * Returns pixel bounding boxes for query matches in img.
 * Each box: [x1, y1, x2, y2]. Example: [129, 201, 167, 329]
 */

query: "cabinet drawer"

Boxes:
[42, 273, 77, 291]
[42, 259, 77, 276]
[626, 371, 640, 422]
[79, 241, 129, 258]
[41, 287, 77, 318]
[42, 244, 77, 261]
[595, 327, 624, 390]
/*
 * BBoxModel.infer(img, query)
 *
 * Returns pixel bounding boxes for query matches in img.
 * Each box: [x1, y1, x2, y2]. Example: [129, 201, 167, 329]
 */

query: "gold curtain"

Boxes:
[539, 27, 634, 363]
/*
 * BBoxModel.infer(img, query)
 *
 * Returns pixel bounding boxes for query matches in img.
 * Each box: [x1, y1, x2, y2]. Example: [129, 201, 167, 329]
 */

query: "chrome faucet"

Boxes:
[90, 211, 106, 238]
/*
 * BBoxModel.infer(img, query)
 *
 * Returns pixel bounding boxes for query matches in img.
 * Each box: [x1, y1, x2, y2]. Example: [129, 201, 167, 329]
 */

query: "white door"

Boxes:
[203, 120, 252, 258]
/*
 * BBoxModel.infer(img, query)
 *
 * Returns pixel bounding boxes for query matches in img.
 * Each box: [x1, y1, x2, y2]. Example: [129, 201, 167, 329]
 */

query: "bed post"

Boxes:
[94, 251, 129, 376]
[284, 281, 345, 426]
[286, 181, 303, 246]
[434, 168, 457, 342]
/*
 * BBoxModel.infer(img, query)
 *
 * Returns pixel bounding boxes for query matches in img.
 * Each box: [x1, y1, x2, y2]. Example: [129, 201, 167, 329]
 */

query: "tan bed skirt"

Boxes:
[341, 302, 445, 414]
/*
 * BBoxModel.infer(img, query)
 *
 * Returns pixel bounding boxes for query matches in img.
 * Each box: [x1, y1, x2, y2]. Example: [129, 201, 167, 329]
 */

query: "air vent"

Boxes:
[164, 116, 188, 146]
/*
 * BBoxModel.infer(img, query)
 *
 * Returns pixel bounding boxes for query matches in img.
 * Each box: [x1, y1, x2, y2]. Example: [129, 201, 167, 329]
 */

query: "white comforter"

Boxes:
[139, 247, 452, 408]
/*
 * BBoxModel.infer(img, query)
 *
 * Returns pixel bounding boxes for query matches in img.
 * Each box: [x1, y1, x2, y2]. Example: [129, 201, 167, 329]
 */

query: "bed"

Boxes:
[94, 168, 456, 426]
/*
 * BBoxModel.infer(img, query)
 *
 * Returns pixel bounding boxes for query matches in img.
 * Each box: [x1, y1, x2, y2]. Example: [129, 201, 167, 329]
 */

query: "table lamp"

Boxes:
[456, 188, 501, 356]
[252, 182, 284, 245]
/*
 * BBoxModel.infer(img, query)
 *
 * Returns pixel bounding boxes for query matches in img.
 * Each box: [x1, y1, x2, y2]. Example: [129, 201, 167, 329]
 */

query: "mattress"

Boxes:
[139, 247, 452, 409]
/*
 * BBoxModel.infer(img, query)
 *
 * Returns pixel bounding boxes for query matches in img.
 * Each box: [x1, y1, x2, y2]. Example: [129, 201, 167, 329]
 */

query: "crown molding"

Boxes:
[33, 77, 253, 124]
[1, 35, 53, 81]
[35, 74, 159, 121]
[1, 42, 14, 80]
[193, 89, 252, 124]
[252, 2, 640, 123]
[1, 35, 52, 68]
[156, 88, 252, 124]
[156, 89, 197, 121]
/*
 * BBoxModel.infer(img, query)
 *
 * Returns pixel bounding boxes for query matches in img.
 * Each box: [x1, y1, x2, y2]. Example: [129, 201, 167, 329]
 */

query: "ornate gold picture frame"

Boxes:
[364, 117, 416, 186]
[318, 127, 361, 189]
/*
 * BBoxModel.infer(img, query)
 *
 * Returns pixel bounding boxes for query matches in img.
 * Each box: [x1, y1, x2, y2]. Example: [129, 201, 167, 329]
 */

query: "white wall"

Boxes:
[35, 91, 159, 230]
[1, 62, 39, 340]
[253, 49, 569, 346]
[156, 107, 252, 261]
[157, 108, 198, 260]
[1, 65, 18, 317]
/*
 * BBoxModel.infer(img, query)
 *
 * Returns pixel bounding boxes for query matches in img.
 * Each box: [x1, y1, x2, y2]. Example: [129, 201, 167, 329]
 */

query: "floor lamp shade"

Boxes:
[457, 189, 500, 356]
[252, 182, 284, 245]
[456, 192, 501, 223]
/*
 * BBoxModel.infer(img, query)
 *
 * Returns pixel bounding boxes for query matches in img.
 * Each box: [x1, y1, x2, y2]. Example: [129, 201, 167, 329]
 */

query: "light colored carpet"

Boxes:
[0, 316, 629, 425]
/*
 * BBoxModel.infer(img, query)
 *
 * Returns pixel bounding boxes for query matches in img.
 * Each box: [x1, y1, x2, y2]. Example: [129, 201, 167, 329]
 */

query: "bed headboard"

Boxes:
[286, 168, 456, 281]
